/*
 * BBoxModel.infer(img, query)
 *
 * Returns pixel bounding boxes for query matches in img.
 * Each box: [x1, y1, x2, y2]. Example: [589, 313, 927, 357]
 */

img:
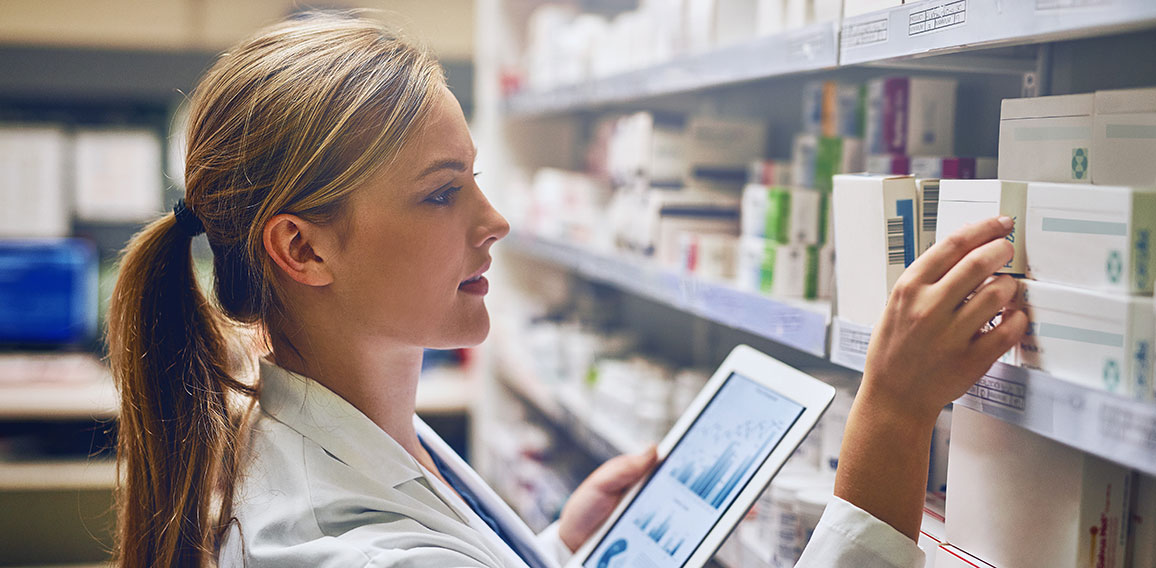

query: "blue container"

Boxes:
[0, 239, 98, 345]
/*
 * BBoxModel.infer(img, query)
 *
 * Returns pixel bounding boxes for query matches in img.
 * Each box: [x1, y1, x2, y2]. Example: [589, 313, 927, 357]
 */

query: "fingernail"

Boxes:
[998, 216, 1014, 230]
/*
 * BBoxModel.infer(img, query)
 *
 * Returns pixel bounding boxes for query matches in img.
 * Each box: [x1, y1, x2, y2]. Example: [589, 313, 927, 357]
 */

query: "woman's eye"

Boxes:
[427, 186, 461, 206]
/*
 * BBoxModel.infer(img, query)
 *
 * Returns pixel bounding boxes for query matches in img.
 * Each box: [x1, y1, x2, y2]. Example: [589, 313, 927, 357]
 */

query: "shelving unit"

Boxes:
[0, 459, 117, 492]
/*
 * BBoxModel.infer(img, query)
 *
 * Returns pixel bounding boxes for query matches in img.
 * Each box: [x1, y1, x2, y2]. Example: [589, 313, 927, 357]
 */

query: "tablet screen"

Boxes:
[582, 372, 805, 568]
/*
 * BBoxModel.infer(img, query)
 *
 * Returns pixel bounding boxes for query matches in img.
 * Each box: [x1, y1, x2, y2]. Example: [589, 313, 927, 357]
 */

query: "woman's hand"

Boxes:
[832, 216, 1029, 542]
[558, 447, 658, 552]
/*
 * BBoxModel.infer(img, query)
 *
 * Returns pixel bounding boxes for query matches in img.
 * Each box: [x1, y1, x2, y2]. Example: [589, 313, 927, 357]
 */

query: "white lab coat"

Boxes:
[219, 360, 924, 567]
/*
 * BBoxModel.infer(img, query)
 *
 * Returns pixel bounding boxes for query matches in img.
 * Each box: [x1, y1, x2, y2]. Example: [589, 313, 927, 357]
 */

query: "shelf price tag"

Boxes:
[842, 17, 889, 49]
[908, 0, 968, 37]
[1098, 402, 1156, 451]
[965, 374, 1027, 413]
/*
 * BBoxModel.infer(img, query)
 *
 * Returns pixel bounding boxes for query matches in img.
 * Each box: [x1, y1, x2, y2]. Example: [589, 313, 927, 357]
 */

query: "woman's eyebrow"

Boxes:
[415, 158, 469, 180]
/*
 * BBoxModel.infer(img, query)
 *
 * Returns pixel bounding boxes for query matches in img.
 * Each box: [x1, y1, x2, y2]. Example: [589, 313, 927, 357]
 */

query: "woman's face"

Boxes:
[327, 86, 509, 349]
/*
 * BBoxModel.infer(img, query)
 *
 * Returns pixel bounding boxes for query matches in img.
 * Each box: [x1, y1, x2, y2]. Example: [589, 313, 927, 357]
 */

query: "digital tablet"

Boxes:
[566, 344, 837, 568]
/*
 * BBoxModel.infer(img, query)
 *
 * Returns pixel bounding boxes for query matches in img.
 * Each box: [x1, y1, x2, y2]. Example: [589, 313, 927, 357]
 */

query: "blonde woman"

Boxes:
[107, 12, 1025, 568]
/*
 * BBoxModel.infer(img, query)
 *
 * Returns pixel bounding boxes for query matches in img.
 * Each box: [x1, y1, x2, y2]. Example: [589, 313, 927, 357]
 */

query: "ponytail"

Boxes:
[107, 213, 254, 567]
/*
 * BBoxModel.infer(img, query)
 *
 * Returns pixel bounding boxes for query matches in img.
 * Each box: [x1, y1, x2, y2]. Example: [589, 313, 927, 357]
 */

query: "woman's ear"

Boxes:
[262, 214, 335, 287]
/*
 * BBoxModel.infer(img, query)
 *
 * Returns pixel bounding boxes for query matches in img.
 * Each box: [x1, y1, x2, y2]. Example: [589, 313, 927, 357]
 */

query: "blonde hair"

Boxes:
[106, 12, 446, 567]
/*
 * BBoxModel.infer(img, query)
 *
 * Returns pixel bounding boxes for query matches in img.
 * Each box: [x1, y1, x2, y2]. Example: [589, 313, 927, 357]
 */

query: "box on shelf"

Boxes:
[832, 174, 918, 327]
[866, 77, 957, 157]
[73, 129, 164, 223]
[934, 544, 996, 568]
[1024, 183, 1156, 295]
[843, 0, 905, 18]
[755, 0, 786, 37]
[646, 190, 741, 265]
[741, 184, 824, 245]
[934, 180, 1027, 275]
[749, 159, 793, 186]
[679, 233, 739, 281]
[804, 81, 863, 138]
[685, 117, 767, 190]
[916, 178, 940, 256]
[737, 237, 818, 298]
[1019, 278, 1155, 399]
[998, 93, 1094, 183]
[712, 0, 758, 48]
[910, 156, 998, 180]
[815, 136, 865, 192]
[0, 239, 99, 345]
[946, 406, 1132, 568]
[1132, 474, 1156, 568]
[866, 154, 911, 176]
[793, 133, 819, 189]
[1094, 87, 1156, 186]
[817, 244, 834, 299]
[0, 126, 69, 238]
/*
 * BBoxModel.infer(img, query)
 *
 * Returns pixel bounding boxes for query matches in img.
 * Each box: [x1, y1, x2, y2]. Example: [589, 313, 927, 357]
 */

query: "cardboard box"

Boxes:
[934, 180, 1027, 274]
[685, 117, 767, 190]
[1024, 183, 1156, 294]
[998, 93, 1094, 183]
[741, 184, 824, 244]
[1017, 280, 1155, 399]
[0, 127, 69, 238]
[933, 545, 996, 568]
[946, 406, 1132, 568]
[1093, 87, 1156, 186]
[916, 178, 940, 256]
[832, 174, 918, 327]
[865, 77, 957, 156]
[737, 237, 818, 298]
[643, 190, 741, 263]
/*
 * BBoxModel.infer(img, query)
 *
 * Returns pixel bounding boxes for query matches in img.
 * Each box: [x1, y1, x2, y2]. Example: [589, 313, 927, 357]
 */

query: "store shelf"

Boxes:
[841, 0, 1156, 66]
[831, 317, 1156, 476]
[416, 367, 475, 415]
[0, 354, 117, 421]
[504, 22, 839, 117]
[503, 232, 831, 358]
[0, 459, 116, 491]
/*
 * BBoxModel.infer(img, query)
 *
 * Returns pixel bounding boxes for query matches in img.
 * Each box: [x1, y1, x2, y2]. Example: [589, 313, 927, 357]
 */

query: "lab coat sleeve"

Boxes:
[795, 496, 926, 568]
[535, 522, 573, 567]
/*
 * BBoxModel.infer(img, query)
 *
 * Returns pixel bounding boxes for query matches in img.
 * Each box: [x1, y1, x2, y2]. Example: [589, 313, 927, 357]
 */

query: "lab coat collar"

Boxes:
[257, 358, 425, 489]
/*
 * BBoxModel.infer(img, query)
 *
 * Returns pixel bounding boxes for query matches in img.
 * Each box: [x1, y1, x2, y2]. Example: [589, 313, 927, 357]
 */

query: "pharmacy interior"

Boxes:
[1, 0, 1156, 567]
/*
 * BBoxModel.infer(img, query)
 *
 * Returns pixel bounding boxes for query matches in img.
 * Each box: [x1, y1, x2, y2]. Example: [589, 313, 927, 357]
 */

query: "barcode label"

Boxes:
[922, 182, 939, 233]
[887, 217, 906, 265]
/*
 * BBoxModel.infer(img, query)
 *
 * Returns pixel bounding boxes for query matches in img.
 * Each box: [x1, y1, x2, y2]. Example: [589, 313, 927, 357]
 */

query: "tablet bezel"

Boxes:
[566, 344, 838, 568]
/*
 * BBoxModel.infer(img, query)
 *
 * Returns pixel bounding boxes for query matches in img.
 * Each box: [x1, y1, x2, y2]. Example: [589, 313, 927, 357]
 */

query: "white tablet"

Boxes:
[566, 345, 837, 568]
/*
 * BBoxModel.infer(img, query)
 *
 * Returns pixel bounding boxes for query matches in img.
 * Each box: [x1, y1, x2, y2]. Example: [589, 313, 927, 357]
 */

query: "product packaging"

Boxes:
[741, 184, 824, 244]
[0, 127, 69, 238]
[814, 136, 865, 192]
[755, 0, 786, 37]
[865, 76, 957, 156]
[1024, 183, 1156, 295]
[712, 0, 758, 48]
[804, 81, 863, 138]
[643, 190, 741, 265]
[737, 237, 819, 298]
[817, 244, 834, 299]
[909, 156, 998, 180]
[832, 174, 919, 327]
[749, 159, 793, 186]
[998, 93, 1094, 183]
[945, 406, 1132, 568]
[842, 0, 905, 18]
[792, 133, 818, 189]
[916, 178, 940, 256]
[73, 129, 164, 222]
[866, 154, 911, 175]
[1017, 279, 1155, 400]
[934, 180, 1028, 275]
[1093, 87, 1156, 186]
[685, 117, 767, 190]
[1131, 474, 1156, 568]
[679, 233, 740, 281]
[927, 407, 951, 498]
[933, 544, 997, 568]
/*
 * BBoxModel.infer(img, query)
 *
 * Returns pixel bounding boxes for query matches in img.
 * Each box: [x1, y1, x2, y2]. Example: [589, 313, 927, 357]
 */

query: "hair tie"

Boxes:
[173, 199, 205, 237]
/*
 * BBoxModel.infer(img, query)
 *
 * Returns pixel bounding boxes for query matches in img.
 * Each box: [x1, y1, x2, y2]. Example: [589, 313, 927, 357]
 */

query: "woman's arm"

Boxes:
[835, 215, 1028, 540]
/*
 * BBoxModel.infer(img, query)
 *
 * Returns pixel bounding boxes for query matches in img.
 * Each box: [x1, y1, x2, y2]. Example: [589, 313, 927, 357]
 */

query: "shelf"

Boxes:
[503, 232, 831, 358]
[830, 317, 1156, 476]
[416, 367, 475, 415]
[841, 0, 1156, 66]
[503, 22, 839, 117]
[0, 354, 117, 421]
[0, 459, 116, 491]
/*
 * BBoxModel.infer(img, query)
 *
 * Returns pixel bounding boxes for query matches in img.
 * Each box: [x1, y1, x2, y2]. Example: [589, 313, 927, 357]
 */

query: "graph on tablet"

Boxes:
[583, 372, 805, 568]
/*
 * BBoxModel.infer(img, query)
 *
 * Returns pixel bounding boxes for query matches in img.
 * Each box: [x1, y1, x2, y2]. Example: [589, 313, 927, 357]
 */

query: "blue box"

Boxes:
[0, 239, 98, 345]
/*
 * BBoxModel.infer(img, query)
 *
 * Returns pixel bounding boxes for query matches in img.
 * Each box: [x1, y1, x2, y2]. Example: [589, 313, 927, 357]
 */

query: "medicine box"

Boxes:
[945, 406, 1132, 568]
[815, 136, 864, 192]
[748, 159, 793, 186]
[843, 0, 905, 18]
[916, 178, 940, 256]
[737, 237, 818, 298]
[1017, 279, 1154, 400]
[998, 93, 1094, 183]
[0, 239, 99, 345]
[712, 0, 758, 48]
[803, 81, 862, 138]
[741, 184, 824, 245]
[933, 545, 996, 568]
[644, 190, 741, 264]
[1024, 183, 1156, 294]
[832, 174, 919, 327]
[1132, 474, 1156, 568]
[793, 134, 818, 189]
[73, 129, 164, 222]
[934, 180, 1027, 275]
[865, 76, 957, 156]
[685, 117, 767, 189]
[1093, 87, 1156, 186]
[866, 154, 910, 176]
[909, 156, 998, 180]
[0, 126, 69, 238]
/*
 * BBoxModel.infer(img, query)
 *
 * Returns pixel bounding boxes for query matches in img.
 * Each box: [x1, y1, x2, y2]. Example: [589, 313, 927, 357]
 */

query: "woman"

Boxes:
[106, 12, 1025, 568]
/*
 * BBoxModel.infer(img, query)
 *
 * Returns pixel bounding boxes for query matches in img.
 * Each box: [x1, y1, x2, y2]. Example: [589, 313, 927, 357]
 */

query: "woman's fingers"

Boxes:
[972, 309, 1029, 365]
[954, 275, 1020, 340]
[934, 237, 1015, 310]
[905, 216, 1014, 285]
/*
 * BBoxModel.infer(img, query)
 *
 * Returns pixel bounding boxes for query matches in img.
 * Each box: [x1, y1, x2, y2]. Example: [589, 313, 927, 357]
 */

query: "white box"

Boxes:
[685, 117, 767, 189]
[792, 133, 818, 189]
[737, 237, 817, 298]
[865, 77, 957, 156]
[749, 159, 792, 186]
[1025, 183, 1156, 294]
[1131, 474, 1156, 568]
[843, 0, 904, 18]
[832, 174, 919, 327]
[1018, 279, 1155, 399]
[815, 136, 865, 192]
[866, 154, 910, 176]
[756, 0, 786, 36]
[1094, 87, 1156, 186]
[916, 178, 939, 256]
[681, 233, 739, 280]
[811, 0, 842, 23]
[998, 93, 1094, 183]
[946, 406, 1132, 568]
[933, 545, 996, 568]
[643, 190, 741, 262]
[934, 180, 1027, 274]
[0, 126, 69, 238]
[741, 184, 823, 244]
[713, 0, 758, 47]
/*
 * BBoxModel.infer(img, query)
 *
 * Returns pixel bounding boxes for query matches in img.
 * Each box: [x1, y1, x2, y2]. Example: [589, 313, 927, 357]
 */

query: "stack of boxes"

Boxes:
[937, 87, 1156, 568]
